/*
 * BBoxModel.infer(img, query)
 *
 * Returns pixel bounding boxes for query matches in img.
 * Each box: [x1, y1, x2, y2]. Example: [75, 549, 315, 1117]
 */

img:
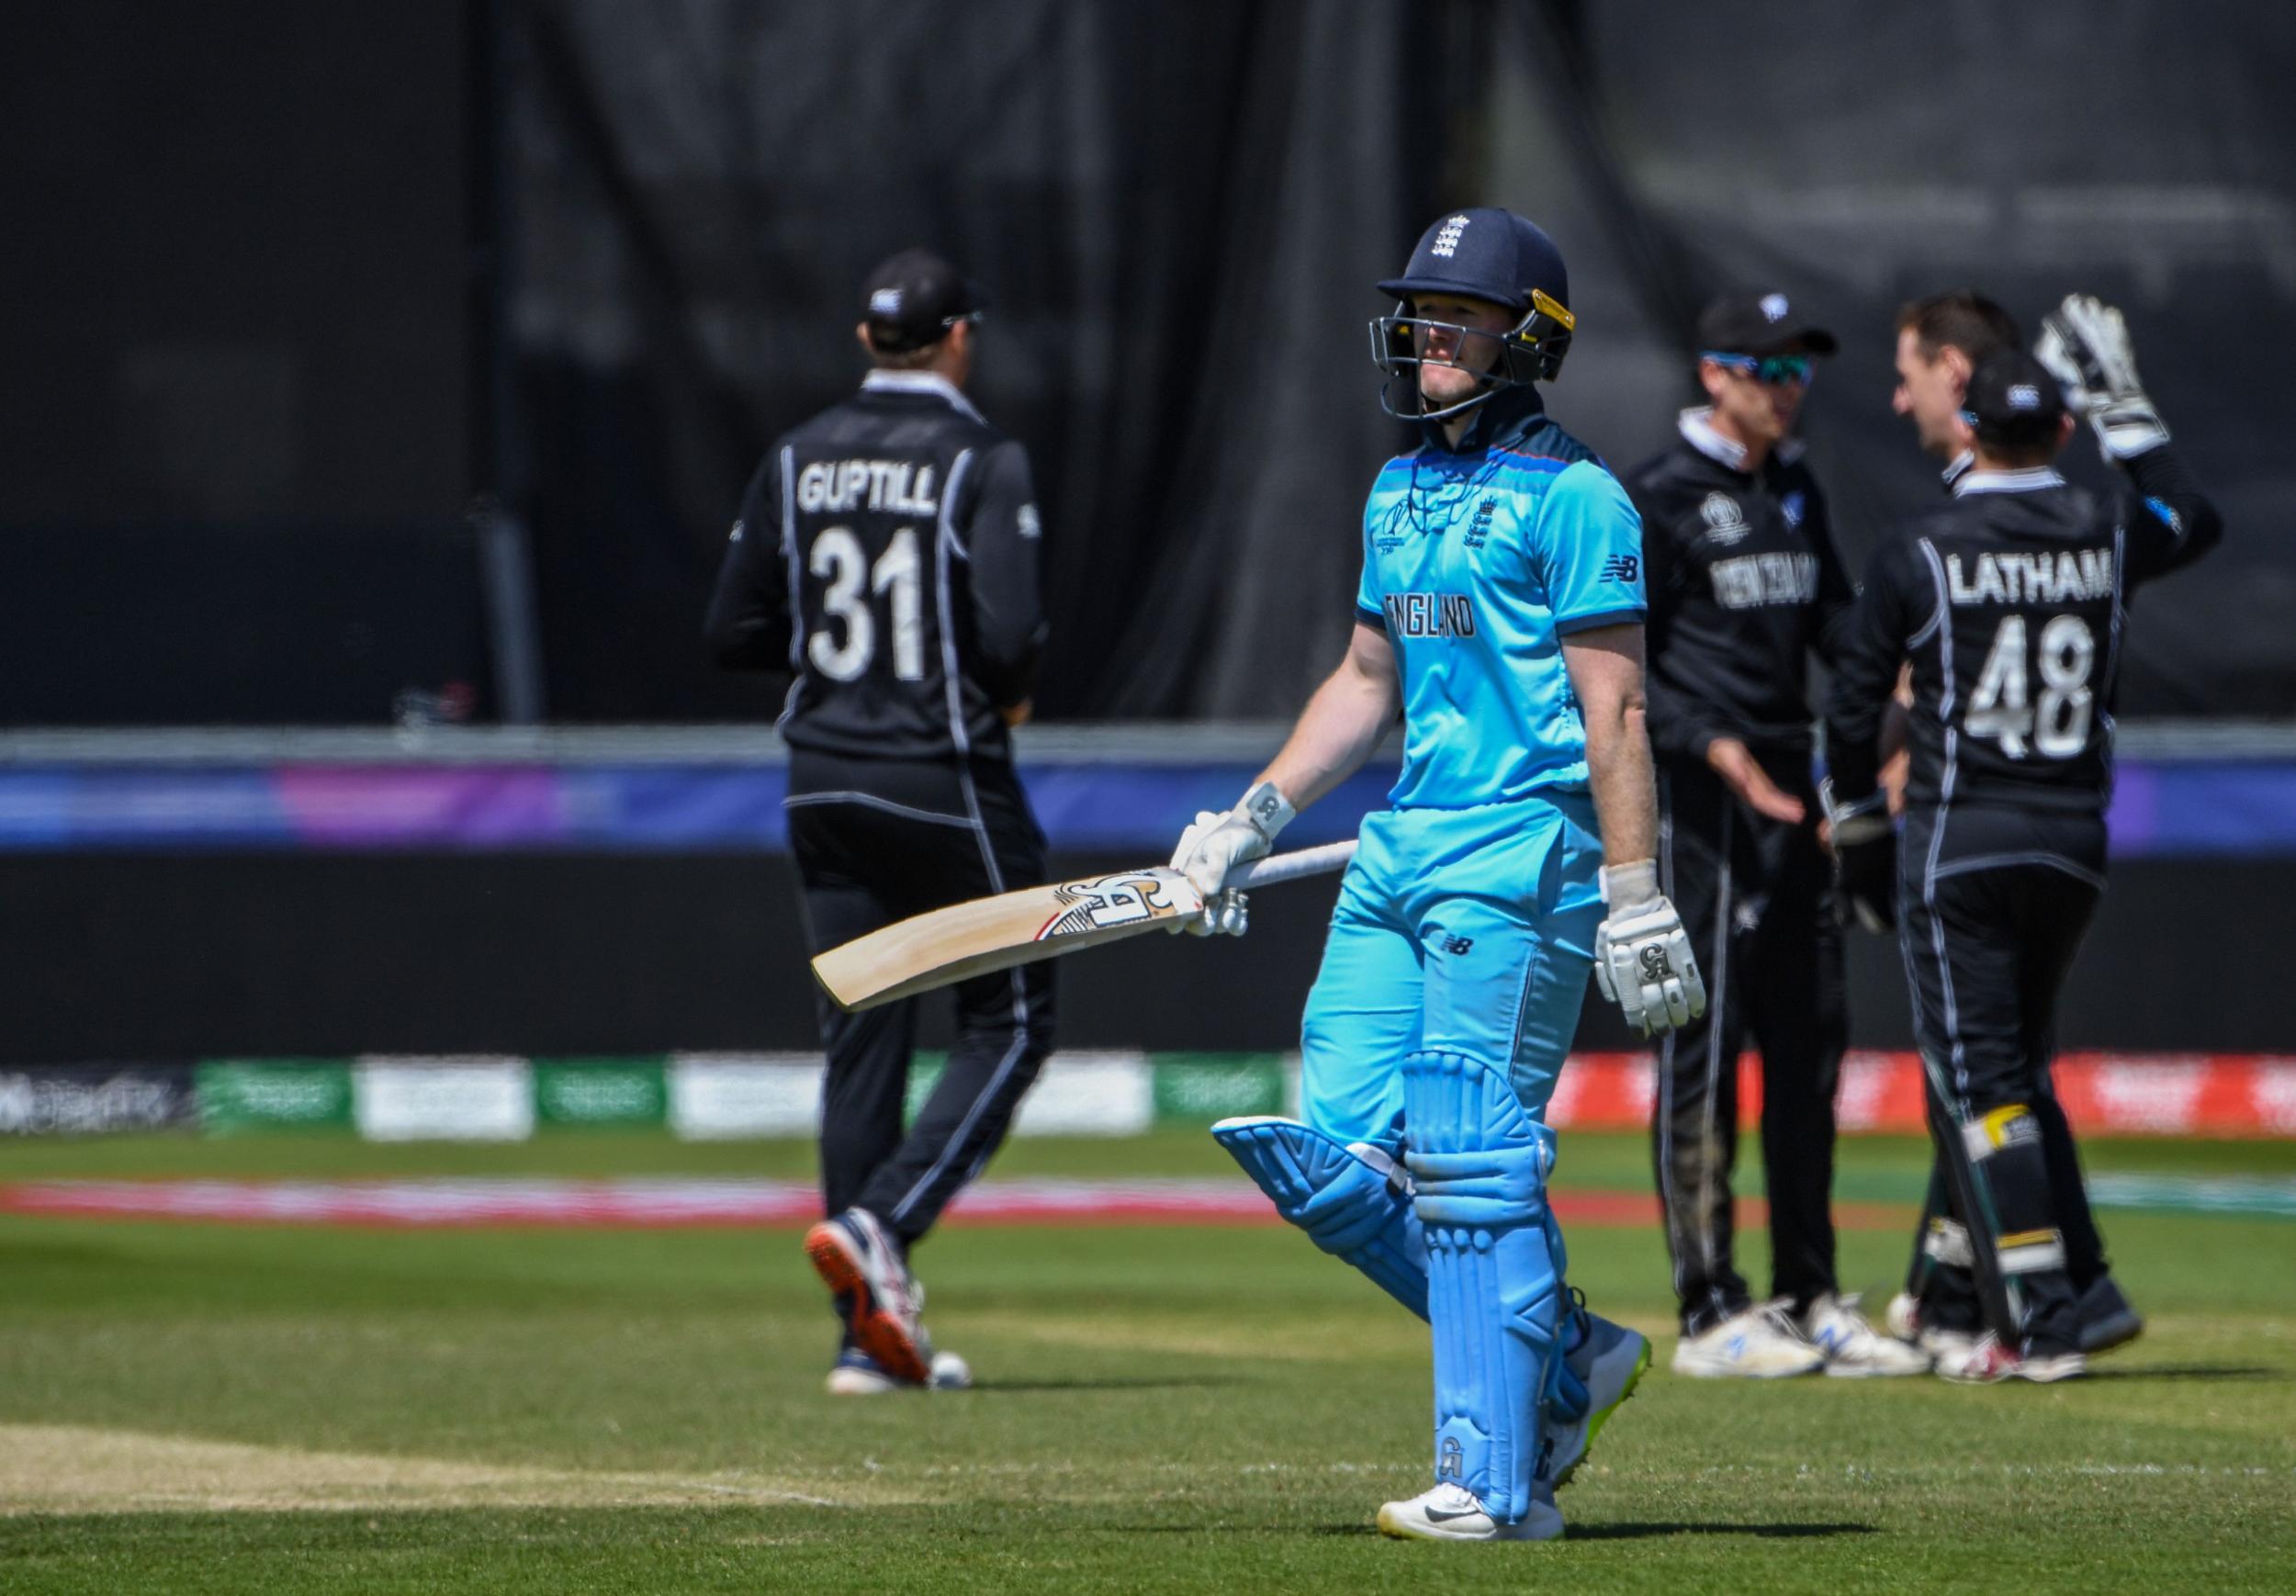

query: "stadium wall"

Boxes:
[3, 727, 2286, 1080]
[0, 842, 2288, 1062]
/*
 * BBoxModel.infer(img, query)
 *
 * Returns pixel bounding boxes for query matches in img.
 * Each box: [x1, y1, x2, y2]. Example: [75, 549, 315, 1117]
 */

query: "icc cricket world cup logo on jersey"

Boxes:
[1035, 872, 1187, 940]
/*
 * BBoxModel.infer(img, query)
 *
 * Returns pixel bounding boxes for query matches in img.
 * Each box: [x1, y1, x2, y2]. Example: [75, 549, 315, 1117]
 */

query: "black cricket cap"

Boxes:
[1378, 208, 1569, 316]
[1696, 289, 1838, 357]
[861, 248, 981, 354]
[1962, 346, 2068, 453]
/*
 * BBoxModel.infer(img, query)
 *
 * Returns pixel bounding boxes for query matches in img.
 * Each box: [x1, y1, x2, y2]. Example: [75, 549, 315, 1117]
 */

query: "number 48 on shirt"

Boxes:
[1964, 613, 2096, 759]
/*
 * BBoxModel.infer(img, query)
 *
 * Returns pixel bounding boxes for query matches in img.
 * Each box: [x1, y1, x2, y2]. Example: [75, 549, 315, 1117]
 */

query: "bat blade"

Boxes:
[810, 866, 1207, 1012]
[808, 839, 1357, 1013]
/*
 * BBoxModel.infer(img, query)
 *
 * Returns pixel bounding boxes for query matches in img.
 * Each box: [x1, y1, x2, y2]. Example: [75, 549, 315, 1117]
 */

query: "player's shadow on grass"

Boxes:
[2083, 1364, 2280, 1381]
[969, 1377, 1244, 1393]
[1566, 1522, 1878, 1541]
[1307, 1522, 1874, 1539]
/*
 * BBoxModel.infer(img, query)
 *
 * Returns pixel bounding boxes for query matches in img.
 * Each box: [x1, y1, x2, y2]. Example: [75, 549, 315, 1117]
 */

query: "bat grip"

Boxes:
[1229, 839, 1356, 889]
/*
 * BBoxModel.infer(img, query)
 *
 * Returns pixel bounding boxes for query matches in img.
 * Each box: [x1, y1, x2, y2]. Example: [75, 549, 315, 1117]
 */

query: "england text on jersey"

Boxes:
[1383, 591, 1478, 638]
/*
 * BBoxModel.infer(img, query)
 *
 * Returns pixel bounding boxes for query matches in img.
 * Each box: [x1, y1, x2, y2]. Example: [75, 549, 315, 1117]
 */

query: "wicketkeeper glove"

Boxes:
[1167, 781, 1295, 938]
[1820, 779, 1896, 934]
[1593, 860, 1706, 1037]
[2034, 293, 2168, 459]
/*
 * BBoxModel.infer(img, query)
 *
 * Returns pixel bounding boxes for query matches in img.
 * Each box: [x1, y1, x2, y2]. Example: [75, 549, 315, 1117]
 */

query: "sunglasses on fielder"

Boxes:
[1702, 351, 1815, 388]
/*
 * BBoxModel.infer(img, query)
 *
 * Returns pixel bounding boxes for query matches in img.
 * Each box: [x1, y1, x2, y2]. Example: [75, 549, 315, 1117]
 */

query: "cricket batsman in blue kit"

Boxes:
[1173, 209, 1706, 1542]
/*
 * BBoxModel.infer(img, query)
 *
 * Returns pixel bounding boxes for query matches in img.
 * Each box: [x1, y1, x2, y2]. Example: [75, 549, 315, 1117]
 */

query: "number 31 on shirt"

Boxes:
[809, 526, 925, 682]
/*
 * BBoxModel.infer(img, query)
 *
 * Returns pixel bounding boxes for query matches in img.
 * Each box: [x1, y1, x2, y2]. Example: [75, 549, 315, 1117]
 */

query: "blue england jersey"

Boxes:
[1356, 389, 1647, 808]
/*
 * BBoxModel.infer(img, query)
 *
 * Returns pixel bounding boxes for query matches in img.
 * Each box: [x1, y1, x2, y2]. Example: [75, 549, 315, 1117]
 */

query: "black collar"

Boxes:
[1421, 384, 1548, 455]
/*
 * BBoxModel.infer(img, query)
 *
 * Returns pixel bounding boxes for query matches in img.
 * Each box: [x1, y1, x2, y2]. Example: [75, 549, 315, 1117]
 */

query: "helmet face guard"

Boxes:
[1368, 288, 1576, 421]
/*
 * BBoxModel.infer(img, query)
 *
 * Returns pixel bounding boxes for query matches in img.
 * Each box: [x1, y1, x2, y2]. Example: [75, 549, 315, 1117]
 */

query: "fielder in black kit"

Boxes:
[1875, 290, 2137, 1369]
[706, 248, 1054, 1395]
[1825, 308, 2222, 1382]
[1627, 292, 1925, 1378]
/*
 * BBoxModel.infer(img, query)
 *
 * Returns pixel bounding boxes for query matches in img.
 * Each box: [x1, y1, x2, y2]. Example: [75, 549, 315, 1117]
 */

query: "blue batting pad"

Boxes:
[1211, 1117, 1429, 1319]
[1402, 1049, 1562, 1525]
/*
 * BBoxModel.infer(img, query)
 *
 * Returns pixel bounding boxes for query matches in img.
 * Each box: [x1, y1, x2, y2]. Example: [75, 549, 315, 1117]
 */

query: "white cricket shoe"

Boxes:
[1545, 1305, 1651, 1489]
[1936, 1333, 2088, 1385]
[827, 1349, 902, 1396]
[1886, 1290, 1981, 1368]
[1671, 1300, 1826, 1378]
[1884, 1290, 1920, 1343]
[1804, 1293, 1932, 1377]
[825, 1346, 972, 1395]
[805, 1208, 934, 1385]
[929, 1349, 973, 1390]
[1377, 1481, 1562, 1543]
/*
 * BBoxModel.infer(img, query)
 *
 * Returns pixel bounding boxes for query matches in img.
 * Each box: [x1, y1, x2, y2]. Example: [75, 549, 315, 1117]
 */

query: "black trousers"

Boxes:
[1896, 803, 2105, 1354]
[1652, 750, 1848, 1335]
[786, 747, 1057, 1249]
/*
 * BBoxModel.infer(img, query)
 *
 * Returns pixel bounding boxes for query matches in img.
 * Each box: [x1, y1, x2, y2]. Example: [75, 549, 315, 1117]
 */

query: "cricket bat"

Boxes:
[810, 839, 1357, 1012]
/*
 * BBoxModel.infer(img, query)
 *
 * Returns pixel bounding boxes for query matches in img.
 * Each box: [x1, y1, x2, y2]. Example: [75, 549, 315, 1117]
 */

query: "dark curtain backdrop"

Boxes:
[508, 0, 1442, 722]
[1489, 0, 2296, 716]
[6, 1, 2291, 725]
[511, 0, 2296, 722]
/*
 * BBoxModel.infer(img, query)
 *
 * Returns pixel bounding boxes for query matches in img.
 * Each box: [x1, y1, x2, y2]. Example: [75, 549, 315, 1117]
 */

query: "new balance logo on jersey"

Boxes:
[1383, 592, 1477, 638]
[1600, 554, 1639, 583]
[1710, 552, 1818, 610]
[795, 458, 940, 516]
[1946, 548, 2114, 606]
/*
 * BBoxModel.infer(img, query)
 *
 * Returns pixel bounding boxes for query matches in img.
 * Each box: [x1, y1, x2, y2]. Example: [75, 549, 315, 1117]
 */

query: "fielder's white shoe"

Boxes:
[1936, 1333, 2088, 1385]
[1804, 1293, 1931, 1377]
[1671, 1300, 1826, 1378]
[825, 1346, 972, 1395]
[928, 1349, 973, 1389]
[1545, 1305, 1651, 1489]
[1377, 1481, 1562, 1543]
[1886, 1290, 1981, 1368]
[827, 1349, 902, 1396]
[805, 1208, 934, 1385]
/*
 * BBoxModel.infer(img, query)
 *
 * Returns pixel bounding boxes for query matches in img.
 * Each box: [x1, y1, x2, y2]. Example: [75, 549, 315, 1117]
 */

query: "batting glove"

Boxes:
[1168, 781, 1294, 938]
[1593, 860, 1706, 1037]
[2035, 293, 2168, 459]
[1820, 779, 1896, 934]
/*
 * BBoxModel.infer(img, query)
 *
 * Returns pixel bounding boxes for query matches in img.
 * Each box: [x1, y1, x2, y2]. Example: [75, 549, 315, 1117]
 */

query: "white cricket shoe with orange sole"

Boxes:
[805, 1208, 934, 1386]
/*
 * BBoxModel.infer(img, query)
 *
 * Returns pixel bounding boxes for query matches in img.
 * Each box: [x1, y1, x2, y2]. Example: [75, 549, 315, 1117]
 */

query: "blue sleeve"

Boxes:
[1531, 459, 1647, 634]
[1355, 509, 1387, 629]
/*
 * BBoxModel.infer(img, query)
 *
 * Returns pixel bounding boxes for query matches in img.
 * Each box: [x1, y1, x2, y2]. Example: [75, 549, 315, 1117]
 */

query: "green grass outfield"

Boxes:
[2, 1129, 2293, 1593]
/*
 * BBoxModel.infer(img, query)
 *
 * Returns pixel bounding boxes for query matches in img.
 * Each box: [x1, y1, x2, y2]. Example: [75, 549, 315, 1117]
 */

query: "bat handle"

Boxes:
[1230, 839, 1357, 889]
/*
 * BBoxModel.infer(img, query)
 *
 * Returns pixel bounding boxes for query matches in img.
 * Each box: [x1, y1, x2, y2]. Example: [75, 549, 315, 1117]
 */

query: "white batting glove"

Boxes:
[1167, 781, 1295, 938]
[2034, 293, 2168, 458]
[1592, 860, 1706, 1037]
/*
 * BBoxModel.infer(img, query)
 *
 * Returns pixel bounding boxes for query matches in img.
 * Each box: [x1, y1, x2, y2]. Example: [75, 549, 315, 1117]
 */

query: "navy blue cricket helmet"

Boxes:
[1369, 208, 1576, 420]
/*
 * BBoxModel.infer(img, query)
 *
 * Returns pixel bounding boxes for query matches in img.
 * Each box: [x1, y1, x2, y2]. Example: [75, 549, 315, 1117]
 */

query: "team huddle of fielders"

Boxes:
[708, 210, 2221, 1540]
